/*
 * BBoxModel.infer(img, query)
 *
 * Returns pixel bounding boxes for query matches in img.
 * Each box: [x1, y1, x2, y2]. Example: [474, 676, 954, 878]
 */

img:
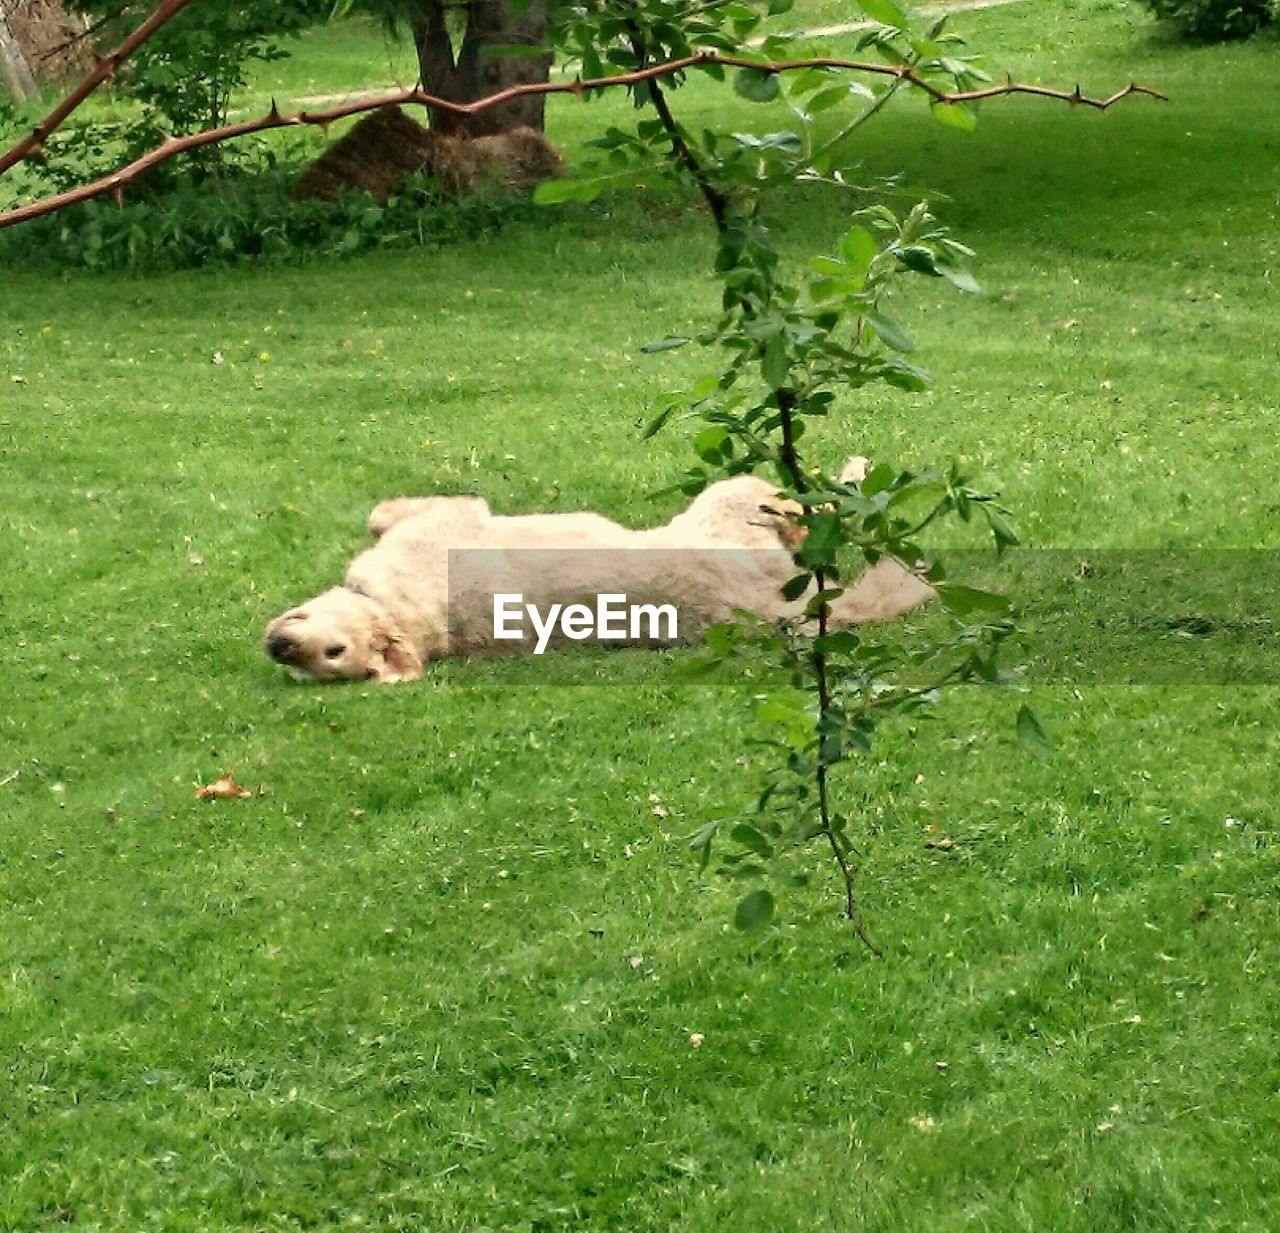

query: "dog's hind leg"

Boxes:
[367, 496, 491, 539]
[825, 558, 936, 627]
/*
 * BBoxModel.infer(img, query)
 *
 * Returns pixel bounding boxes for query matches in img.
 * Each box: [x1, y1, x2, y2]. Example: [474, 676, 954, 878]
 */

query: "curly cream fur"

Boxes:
[264, 460, 933, 683]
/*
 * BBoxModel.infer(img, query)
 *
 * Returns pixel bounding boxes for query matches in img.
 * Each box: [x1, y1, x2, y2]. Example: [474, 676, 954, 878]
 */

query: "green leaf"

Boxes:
[1016, 705, 1055, 761]
[704, 622, 734, 656]
[688, 819, 722, 871]
[838, 225, 879, 289]
[983, 505, 1020, 552]
[694, 424, 730, 460]
[640, 336, 691, 353]
[805, 587, 845, 618]
[730, 823, 775, 858]
[936, 262, 981, 295]
[734, 888, 775, 931]
[757, 698, 804, 726]
[936, 583, 1014, 619]
[804, 84, 854, 115]
[689, 820, 721, 849]
[690, 373, 720, 400]
[857, 0, 908, 26]
[887, 478, 946, 511]
[810, 255, 849, 277]
[814, 629, 860, 654]
[930, 100, 978, 132]
[734, 67, 781, 103]
[797, 511, 842, 568]
[781, 572, 811, 602]
[640, 402, 675, 440]
[531, 177, 595, 205]
[860, 461, 896, 496]
[762, 333, 791, 388]
[866, 310, 915, 353]
[896, 245, 940, 276]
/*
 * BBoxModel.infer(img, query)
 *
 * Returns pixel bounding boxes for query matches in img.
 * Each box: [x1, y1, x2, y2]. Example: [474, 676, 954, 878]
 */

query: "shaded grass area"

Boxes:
[2, 2, 1279, 1230]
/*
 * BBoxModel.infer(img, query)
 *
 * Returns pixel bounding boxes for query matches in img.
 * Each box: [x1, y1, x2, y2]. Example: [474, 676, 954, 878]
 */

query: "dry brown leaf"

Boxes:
[196, 771, 252, 801]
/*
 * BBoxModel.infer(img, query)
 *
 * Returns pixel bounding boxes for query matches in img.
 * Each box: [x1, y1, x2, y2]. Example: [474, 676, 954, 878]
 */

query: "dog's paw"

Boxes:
[840, 455, 872, 485]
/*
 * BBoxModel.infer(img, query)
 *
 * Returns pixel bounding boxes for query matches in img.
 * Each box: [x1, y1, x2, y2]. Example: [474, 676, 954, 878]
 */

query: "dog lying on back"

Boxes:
[263, 462, 935, 683]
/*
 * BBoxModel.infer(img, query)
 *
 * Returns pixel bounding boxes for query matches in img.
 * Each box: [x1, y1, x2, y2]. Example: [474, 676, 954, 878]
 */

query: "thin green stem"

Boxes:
[810, 69, 913, 166]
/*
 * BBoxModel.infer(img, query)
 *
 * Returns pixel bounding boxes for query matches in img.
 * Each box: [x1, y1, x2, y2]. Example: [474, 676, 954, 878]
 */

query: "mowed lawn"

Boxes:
[1, 2, 1278, 1230]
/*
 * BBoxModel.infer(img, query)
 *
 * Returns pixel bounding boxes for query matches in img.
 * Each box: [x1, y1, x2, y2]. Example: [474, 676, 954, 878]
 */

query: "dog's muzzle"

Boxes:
[265, 631, 295, 664]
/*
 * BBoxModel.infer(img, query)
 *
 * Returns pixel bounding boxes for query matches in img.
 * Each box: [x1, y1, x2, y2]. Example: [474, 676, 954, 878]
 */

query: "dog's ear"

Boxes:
[370, 617, 423, 683]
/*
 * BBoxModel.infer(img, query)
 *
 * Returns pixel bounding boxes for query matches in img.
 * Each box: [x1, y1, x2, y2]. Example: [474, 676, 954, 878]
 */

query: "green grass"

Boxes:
[3, 2, 1280, 1230]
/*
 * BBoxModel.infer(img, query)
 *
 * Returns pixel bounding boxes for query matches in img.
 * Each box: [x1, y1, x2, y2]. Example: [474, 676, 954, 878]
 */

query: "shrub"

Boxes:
[65, 0, 327, 184]
[71, 1, 327, 135]
[0, 171, 532, 273]
[1139, 0, 1277, 39]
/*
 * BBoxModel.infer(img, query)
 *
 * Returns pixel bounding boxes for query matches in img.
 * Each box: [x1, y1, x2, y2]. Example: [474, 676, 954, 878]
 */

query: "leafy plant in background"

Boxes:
[0, 168, 529, 271]
[64, 0, 326, 181]
[1137, 0, 1276, 39]
[540, 0, 1061, 946]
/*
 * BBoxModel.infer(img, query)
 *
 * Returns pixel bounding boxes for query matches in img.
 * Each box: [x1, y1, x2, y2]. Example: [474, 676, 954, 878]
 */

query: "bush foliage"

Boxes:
[1138, 0, 1277, 39]
[0, 173, 530, 272]
[70, 0, 327, 135]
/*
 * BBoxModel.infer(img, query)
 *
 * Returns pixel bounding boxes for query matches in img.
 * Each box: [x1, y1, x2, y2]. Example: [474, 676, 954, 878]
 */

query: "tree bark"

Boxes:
[0, 6, 39, 103]
[3, 0, 94, 88]
[406, 0, 551, 136]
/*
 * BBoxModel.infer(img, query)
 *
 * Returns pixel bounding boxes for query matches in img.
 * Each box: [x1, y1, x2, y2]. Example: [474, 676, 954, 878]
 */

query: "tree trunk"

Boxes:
[407, 0, 552, 137]
[0, 6, 38, 103]
[9, 0, 93, 79]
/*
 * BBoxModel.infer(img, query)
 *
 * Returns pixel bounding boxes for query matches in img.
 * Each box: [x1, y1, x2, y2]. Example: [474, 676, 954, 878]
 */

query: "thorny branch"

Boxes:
[0, 45, 1164, 229]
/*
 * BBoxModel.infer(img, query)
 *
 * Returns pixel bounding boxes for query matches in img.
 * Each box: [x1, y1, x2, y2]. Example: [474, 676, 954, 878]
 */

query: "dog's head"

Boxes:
[264, 587, 422, 683]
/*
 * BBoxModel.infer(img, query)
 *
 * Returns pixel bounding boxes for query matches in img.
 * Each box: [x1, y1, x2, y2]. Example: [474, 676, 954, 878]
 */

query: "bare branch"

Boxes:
[0, 0, 196, 179]
[0, 50, 1165, 230]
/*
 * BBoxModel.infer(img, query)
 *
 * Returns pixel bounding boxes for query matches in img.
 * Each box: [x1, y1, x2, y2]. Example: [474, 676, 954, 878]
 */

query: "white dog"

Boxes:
[264, 463, 934, 683]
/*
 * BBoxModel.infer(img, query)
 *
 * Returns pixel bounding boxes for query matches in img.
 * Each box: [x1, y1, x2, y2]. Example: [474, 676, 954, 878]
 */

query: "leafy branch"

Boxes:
[531, 3, 1091, 945]
[0, 44, 1163, 228]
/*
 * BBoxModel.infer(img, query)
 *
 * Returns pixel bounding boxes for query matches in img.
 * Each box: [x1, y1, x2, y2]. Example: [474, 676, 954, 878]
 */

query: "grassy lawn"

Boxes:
[2, 2, 1279, 1230]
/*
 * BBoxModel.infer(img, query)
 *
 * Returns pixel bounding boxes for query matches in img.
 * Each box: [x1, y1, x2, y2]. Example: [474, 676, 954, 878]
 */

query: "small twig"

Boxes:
[0, 769, 19, 788]
[825, 824, 883, 955]
[32, 12, 116, 63]
[859, 661, 972, 713]
[892, 496, 957, 543]
[0, 50, 1165, 230]
[809, 57, 915, 165]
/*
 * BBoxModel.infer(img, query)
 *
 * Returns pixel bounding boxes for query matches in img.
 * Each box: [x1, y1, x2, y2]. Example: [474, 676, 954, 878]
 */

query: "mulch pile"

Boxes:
[293, 105, 566, 204]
